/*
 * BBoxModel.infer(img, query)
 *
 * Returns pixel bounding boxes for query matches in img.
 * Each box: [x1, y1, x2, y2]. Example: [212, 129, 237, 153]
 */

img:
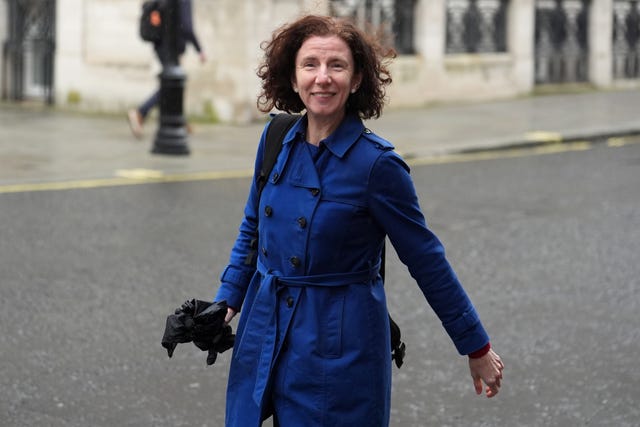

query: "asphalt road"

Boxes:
[1, 140, 639, 426]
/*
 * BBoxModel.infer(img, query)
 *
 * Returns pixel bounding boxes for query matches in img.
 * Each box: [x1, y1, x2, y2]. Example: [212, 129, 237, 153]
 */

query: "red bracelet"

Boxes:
[468, 342, 491, 359]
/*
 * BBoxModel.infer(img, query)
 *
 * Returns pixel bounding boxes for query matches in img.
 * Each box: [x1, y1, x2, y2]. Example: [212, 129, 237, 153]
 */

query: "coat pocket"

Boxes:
[320, 287, 346, 358]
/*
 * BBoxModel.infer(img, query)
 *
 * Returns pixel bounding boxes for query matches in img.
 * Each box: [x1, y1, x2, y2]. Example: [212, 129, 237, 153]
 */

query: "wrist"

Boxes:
[468, 342, 491, 359]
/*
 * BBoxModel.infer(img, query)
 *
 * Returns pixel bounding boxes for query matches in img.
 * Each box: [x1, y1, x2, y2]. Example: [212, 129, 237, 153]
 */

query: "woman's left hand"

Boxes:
[468, 349, 504, 398]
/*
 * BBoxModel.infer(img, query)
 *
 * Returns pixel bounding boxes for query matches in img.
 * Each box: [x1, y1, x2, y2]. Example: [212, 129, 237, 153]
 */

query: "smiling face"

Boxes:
[292, 35, 362, 126]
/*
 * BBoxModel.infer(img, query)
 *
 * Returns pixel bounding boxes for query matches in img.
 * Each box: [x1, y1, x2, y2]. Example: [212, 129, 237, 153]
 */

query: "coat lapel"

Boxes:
[282, 113, 365, 189]
[286, 140, 321, 190]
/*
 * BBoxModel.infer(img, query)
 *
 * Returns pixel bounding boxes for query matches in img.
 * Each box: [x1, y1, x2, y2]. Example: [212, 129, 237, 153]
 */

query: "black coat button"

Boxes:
[310, 188, 320, 196]
[286, 296, 294, 308]
[261, 247, 268, 256]
[297, 217, 307, 228]
[290, 256, 301, 267]
[264, 206, 273, 217]
[272, 172, 279, 182]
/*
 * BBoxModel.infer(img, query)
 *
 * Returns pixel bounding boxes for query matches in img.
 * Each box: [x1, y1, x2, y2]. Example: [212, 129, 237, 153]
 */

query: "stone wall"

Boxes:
[2, 0, 635, 122]
[53, 0, 327, 122]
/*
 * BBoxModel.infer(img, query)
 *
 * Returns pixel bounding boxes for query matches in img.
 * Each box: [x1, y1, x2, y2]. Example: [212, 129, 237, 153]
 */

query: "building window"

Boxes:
[446, 0, 508, 54]
[330, 0, 416, 54]
[534, 0, 589, 84]
[613, 0, 640, 79]
[4, 0, 56, 103]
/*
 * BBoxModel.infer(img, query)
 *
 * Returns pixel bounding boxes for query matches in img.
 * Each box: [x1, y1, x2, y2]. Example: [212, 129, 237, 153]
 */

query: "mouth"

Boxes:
[311, 92, 335, 98]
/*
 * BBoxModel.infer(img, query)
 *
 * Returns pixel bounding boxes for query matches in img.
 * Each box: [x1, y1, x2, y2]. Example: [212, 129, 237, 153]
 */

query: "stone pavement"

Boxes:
[1, 88, 639, 187]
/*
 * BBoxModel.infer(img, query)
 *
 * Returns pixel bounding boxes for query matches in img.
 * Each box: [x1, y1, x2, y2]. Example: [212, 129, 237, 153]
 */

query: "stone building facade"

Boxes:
[2, 0, 639, 123]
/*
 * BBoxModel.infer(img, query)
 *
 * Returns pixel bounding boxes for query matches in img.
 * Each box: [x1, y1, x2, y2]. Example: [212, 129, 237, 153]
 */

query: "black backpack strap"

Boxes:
[256, 113, 299, 197]
[244, 113, 298, 266]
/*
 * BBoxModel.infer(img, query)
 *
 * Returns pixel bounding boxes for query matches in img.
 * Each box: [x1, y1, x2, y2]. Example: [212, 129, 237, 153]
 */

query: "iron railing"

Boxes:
[3, 0, 56, 103]
[534, 0, 590, 84]
[613, 0, 640, 79]
[445, 0, 508, 54]
[330, 0, 416, 54]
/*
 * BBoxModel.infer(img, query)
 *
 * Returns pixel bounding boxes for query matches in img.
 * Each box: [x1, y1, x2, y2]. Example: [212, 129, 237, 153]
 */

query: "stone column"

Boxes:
[508, 0, 536, 91]
[54, 0, 84, 106]
[415, 0, 446, 63]
[589, 0, 613, 86]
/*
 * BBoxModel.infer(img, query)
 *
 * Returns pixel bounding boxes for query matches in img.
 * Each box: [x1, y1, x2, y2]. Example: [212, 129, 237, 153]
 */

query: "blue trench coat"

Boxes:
[215, 114, 489, 427]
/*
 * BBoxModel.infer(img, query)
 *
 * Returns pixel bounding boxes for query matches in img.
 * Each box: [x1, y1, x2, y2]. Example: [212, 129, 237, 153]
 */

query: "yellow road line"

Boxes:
[523, 131, 563, 144]
[1, 138, 633, 194]
[115, 169, 166, 179]
[407, 141, 592, 167]
[606, 136, 640, 147]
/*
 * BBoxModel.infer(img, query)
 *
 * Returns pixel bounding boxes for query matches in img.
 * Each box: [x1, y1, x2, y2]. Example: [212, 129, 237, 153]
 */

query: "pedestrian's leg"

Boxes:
[127, 89, 159, 138]
[138, 89, 160, 120]
[127, 108, 143, 139]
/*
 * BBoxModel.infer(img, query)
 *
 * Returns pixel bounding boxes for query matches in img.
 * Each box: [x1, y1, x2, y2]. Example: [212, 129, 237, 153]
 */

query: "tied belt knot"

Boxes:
[238, 258, 381, 406]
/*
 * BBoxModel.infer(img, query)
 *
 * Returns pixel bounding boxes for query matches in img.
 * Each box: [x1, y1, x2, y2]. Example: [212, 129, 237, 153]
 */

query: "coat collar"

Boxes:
[284, 113, 365, 159]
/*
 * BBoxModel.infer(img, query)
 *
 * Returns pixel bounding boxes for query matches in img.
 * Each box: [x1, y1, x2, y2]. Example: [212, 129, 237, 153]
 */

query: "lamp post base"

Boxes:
[151, 63, 190, 156]
[151, 116, 190, 155]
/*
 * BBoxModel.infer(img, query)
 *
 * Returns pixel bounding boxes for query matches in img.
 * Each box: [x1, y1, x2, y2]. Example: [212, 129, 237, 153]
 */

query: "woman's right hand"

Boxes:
[225, 307, 237, 324]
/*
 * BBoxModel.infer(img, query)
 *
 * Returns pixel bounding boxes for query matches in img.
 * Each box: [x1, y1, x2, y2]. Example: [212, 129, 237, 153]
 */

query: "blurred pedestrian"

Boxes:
[128, 0, 206, 138]
[214, 14, 504, 427]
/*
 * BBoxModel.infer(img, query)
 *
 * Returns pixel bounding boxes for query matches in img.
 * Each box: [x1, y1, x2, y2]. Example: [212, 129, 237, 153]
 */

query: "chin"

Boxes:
[308, 105, 344, 118]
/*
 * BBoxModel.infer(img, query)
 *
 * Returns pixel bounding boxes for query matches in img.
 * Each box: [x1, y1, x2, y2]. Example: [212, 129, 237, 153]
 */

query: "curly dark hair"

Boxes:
[256, 15, 396, 120]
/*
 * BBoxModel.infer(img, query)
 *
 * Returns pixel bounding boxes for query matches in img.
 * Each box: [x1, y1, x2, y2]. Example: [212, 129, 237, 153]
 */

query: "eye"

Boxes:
[299, 58, 318, 69]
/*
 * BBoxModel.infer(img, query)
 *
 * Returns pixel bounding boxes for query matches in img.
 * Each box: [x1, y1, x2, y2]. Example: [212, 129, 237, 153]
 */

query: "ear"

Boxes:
[351, 73, 363, 93]
[291, 78, 298, 93]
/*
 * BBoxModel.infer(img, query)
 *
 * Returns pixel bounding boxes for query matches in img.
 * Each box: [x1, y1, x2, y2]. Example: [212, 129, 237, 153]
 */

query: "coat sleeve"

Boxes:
[214, 125, 270, 311]
[367, 150, 490, 355]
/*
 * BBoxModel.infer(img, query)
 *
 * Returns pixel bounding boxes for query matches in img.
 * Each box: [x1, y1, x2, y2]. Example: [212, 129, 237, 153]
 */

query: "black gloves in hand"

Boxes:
[162, 299, 235, 365]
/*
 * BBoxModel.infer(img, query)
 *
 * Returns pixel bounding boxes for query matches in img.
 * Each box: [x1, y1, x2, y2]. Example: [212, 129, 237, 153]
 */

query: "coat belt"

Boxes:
[239, 258, 381, 406]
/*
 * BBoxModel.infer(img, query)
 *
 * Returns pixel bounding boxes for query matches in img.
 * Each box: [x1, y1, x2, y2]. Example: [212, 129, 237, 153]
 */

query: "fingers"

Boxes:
[477, 373, 500, 398]
[485, 379, 500, 398]
[224, 307, 236, 324]
[494, 353, 505, 371]
[473, 375, 483, 395]
[487, 364, 504, 397]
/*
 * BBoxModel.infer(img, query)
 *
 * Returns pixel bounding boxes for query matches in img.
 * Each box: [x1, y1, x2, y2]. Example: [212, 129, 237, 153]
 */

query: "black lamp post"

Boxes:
[152, 0, 190, 155]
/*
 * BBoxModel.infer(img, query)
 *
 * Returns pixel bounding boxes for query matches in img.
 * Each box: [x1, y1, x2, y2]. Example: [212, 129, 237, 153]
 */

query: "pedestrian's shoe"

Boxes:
[127, 109, 143, 139]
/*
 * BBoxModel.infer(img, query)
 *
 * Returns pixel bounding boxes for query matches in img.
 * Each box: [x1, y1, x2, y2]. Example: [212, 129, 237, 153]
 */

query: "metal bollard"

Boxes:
[152, 0, 190, 155]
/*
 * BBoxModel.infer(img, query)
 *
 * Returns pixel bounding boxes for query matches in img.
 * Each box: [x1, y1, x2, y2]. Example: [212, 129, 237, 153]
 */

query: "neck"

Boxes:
[306, 111, 346, 145]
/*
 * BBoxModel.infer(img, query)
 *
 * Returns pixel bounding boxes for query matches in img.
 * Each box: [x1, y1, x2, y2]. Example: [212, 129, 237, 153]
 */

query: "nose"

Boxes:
[315, 65, 331, 84]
